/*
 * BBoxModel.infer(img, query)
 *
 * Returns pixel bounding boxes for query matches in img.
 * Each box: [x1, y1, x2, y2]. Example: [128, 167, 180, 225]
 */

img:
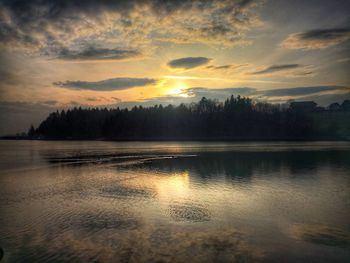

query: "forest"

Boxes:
[28, 96, 350, 140]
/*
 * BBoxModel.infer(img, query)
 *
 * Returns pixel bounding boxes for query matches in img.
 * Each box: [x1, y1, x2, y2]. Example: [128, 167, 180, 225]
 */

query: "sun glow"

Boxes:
[167, 82, 189, 97]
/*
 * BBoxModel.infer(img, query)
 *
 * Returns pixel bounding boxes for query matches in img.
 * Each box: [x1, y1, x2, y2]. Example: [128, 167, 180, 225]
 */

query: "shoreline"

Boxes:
[1, 137, 349, 142]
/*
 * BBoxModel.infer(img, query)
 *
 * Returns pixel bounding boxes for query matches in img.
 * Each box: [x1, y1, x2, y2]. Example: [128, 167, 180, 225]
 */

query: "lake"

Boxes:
[0, 141, 349, 262]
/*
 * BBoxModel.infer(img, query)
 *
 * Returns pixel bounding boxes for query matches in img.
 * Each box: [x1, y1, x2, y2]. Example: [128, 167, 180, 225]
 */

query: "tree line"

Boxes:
[28, 96, 350, 140]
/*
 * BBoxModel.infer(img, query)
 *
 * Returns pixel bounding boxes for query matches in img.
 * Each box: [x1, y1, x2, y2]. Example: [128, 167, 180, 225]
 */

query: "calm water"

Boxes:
[0, 141, 349, 263]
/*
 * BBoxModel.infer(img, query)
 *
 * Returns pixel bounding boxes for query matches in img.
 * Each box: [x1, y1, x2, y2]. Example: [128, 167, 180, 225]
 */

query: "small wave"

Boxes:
[76, 211, 140, 231]
[0, 154, 197, 175]
[101, 185, 154, 199]
[290, 224, 350, 247]
[168, 202, 211, 222]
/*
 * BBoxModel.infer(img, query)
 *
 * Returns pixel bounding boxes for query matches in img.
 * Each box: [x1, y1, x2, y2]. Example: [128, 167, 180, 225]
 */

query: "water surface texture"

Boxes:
[0, 141, 349, 262]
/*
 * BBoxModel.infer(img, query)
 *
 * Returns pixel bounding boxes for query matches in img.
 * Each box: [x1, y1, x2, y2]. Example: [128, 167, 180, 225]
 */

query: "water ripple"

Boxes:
[168, 202, 211, 222]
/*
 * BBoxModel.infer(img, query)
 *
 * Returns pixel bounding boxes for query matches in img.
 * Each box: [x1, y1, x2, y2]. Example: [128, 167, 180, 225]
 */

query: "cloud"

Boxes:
[84, 96, 121, 103]
[86, 97, 100, 102]
[0, 101, 55, 135]
[1, 85, 349, 135]
[186, 87, 255, 99]
[0, 0, 262, 57]
[300, 92, 350, 106]
[248, 64, 315, 77]
[282, 28, 350, 50]
[42, 100, 59, 106]
[0, 52, 24, 87]
[167, 57, 211, 70]
[258, 86, 349, 97]
[54, 47, 142, 61]
[175, 86, 349, 102]
[116, 87, 256, 108]
[250, 64, 301, 75]
[336, 58, 349, 63]
[254, 86, 350, 105]
[117, 86, 350, 108]
[206, 64, 249, 71]
[54, 77, 156, 91]
[0, 99, 103, 135]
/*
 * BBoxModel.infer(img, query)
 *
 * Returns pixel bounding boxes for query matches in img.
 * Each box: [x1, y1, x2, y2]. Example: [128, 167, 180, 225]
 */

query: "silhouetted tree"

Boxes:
[28, 125, 35, 137]
[30, 96, 349, 140]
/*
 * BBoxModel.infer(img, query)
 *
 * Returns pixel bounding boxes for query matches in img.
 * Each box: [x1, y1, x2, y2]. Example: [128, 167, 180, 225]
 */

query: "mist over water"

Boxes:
[0, 141, 349, 262]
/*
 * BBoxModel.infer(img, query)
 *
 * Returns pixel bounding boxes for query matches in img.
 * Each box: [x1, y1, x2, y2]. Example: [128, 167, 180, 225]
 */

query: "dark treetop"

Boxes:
[28, 96, 350, 141]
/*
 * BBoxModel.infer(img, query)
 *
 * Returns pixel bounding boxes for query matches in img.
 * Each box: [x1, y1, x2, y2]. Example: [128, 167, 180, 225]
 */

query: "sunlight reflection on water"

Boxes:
[0, 141, 349, 262]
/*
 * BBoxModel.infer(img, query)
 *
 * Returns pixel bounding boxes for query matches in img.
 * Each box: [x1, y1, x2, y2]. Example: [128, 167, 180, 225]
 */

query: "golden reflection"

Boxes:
[155, 171, 190, 201]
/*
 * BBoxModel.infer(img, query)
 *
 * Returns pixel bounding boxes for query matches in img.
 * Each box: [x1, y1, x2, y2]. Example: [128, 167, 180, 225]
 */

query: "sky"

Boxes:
[0, 0, 349, 135]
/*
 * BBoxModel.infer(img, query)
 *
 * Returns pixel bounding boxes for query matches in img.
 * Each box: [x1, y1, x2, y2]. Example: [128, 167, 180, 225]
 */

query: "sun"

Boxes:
[167, 82, 189, 97]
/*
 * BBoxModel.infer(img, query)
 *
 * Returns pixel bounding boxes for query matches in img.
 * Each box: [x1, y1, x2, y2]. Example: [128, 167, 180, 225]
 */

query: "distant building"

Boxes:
[290, 101, 317, 112]
[341, 100, 350, 111]
[328, 102, 341, 111]
[314, 106, 326, 112]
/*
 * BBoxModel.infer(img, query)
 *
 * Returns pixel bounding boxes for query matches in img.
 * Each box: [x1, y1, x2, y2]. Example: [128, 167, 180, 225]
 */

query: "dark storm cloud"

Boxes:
[0, 21, 39, 48]
[54, 78, 157, 91]
[55, 47, 142, 61]
[0, 0, 261, 55]
[13, 0, 213, 17]
[301, 28, 350, 41]
[283, 28, 350, 49]
[167, 57, 211, 69]
[250, 64, 302, 75]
